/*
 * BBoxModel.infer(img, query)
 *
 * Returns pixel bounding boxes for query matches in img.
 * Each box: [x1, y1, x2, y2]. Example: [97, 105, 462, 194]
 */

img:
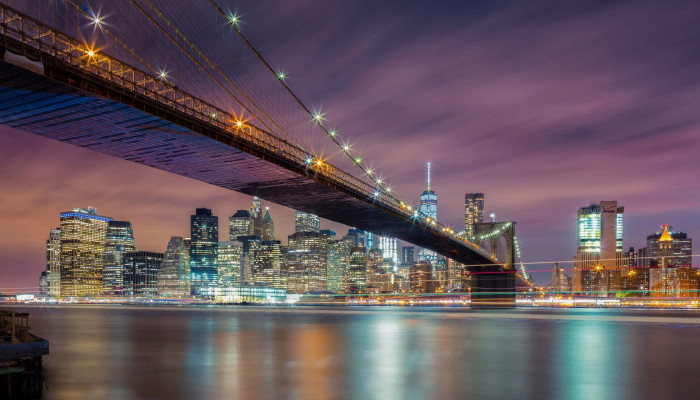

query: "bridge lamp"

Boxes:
[373, 191, 379, 198]
[342, 144, 350, 152]
[228, 13, 240, 25]
[305, 157, 313, 165]
[312, 112, 325, 123]
[355, 157, 362, 164]
[158, 70, 168, 80]
[329, 130, 336, 137]
[316, 159, 324, 166]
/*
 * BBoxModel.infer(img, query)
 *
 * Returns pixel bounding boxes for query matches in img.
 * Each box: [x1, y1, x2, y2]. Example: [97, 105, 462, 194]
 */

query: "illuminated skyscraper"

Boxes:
[345, 228, 366, 248]
[262, 208, 275, 241]
[190, 208, 218, 297]
[348, 247, 368, 293]
[254, 240, 285, 288]
[250, 196, 263, 237]
[59, 207, 113, 298]
[295, 211, 320, 233]
[228, 210, 252, 240]
[328, 240, 351, 293]
[45, 228, 61, 298]
[218, 241, 242, 288]
[159, 236, 190, 298]
[465, 193, 484, 237]
[102, 221, 135, 296]
[645, 226, 692, 267]
[122, 251, 163, 298]
[377, 236, 398, 272]
[419, 162, 437, 262]
[401, 246, 415, 265]
[572, 201, 624, 296]
[286, 231, 328, 293]
[650, 225, 674, 297]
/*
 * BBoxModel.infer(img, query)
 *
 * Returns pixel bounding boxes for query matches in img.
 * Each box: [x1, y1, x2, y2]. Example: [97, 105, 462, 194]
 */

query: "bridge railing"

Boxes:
[0, 3, 501, 268]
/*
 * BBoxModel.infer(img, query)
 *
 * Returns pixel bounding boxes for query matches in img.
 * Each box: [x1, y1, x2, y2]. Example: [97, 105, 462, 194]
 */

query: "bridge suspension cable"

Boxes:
[126, 0, 308, 151]
[209, 0, 405, 205]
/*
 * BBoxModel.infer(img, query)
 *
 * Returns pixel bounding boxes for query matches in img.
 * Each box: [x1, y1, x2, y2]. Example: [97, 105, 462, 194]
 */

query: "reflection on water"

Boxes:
[8, 306, 700, 400]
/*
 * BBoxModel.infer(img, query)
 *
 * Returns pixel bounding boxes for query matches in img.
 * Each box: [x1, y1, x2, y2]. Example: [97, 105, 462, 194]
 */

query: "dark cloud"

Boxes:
[1, 0, 699, 290]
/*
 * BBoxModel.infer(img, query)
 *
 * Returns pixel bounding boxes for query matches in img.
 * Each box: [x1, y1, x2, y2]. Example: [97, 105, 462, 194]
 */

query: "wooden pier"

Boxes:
[0, 310, 49, 398]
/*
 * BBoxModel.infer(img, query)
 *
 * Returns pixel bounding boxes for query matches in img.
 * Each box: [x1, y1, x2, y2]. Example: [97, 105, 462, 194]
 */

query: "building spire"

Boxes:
[659, 224, 673, 242]
[426, 161, 431, 191]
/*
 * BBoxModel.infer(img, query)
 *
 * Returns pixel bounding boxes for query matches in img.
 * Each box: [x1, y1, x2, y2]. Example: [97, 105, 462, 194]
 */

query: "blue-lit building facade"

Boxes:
[190, 208, 219, 297]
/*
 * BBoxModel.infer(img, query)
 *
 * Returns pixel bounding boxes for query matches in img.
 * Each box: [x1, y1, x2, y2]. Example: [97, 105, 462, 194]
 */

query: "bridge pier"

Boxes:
[470, 265, 516, 308]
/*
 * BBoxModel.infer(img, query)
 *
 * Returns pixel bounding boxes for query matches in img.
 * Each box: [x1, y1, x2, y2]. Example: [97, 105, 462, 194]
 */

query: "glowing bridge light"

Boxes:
[315, 159, 324, 166]
[373, 191, 379, 197]
[236, 120, 243, 128]
[328, 130, 336, 137]
[158, 70, 168, 80]
[228, 13, 240, 25]
[366, 168, 373, 175]
[305, 157, 313, 164]
[210, 112, 217, 119]
[342, 144, 350, 152]
[277, 71, 286, 81]
[312, 111, 325, 123]
[355, 157, 362, 164]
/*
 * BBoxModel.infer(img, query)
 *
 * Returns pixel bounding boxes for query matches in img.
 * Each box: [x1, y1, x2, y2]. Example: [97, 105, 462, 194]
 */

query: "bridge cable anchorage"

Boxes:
[128, 0, 306, 150]
[63, 0, 160, 77]
[209, 0, 405, 204]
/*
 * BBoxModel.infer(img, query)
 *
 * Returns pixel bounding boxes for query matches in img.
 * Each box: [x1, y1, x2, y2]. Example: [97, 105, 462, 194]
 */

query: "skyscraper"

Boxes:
[401, 246, 415, 265]
[377, 236, 398, 272]
[572, 201, 624, 296]
[645, 226, 692, 267]
[348, 247, 368, 293]
[254, 240, 285, 288]
[262, 208, 275, 241]
[218, 241, 242, 288]
[295, 211, 320, 233]
[286, 231, 328, 293]
[250, 196, 263, 237]
[102, 221, 135, 296]
[345, 228, 366, 248]
[122, 251, 163, 297]
[418, 162, 437, 262]
[45, 228, 61, 298]
[59, 207, 113, 298]
[328, 240, 351, 293]
[465, 193, 484, 237]
[159, 236, 190, 298]
[190, 208, 218, 297]
[229, 210, 252, 240]
[650, 225, 674, 297]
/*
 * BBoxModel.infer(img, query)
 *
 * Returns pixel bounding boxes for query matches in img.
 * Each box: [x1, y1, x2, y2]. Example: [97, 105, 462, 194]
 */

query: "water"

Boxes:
[5, 305, 700, 400]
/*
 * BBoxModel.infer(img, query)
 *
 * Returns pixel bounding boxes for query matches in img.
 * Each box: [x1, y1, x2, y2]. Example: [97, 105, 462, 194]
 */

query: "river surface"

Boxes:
[5, 305, 700, 400]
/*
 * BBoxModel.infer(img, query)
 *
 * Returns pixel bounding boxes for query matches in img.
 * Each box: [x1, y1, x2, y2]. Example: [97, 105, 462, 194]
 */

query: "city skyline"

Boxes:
[2, 0, 700, 291]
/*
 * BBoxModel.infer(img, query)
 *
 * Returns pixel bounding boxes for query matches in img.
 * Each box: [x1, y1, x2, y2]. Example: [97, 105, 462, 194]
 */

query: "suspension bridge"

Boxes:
[0, 1, 532, 306]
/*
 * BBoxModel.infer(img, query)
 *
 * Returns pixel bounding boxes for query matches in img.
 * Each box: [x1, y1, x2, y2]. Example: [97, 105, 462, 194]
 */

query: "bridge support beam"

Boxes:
[470, 265, 516, 308]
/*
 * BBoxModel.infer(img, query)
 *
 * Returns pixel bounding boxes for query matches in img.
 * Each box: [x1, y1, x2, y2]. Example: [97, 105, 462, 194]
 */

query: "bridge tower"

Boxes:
[470, 221, 517, 307]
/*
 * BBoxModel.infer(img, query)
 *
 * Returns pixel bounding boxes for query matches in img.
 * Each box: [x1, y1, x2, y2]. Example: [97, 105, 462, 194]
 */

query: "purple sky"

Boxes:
[1, 0, 700, 291]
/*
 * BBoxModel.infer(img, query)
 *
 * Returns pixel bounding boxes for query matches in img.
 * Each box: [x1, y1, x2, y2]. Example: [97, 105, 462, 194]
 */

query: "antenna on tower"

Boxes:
[426, 161, 431, 191]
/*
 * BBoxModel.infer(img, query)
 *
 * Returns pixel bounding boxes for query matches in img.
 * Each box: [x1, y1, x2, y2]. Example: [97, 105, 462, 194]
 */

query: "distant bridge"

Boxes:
[0, 3, 531, 305]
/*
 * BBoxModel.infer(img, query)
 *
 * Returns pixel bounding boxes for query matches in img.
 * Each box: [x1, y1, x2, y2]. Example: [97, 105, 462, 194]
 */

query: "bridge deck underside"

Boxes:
[0, 59, 495, 268]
